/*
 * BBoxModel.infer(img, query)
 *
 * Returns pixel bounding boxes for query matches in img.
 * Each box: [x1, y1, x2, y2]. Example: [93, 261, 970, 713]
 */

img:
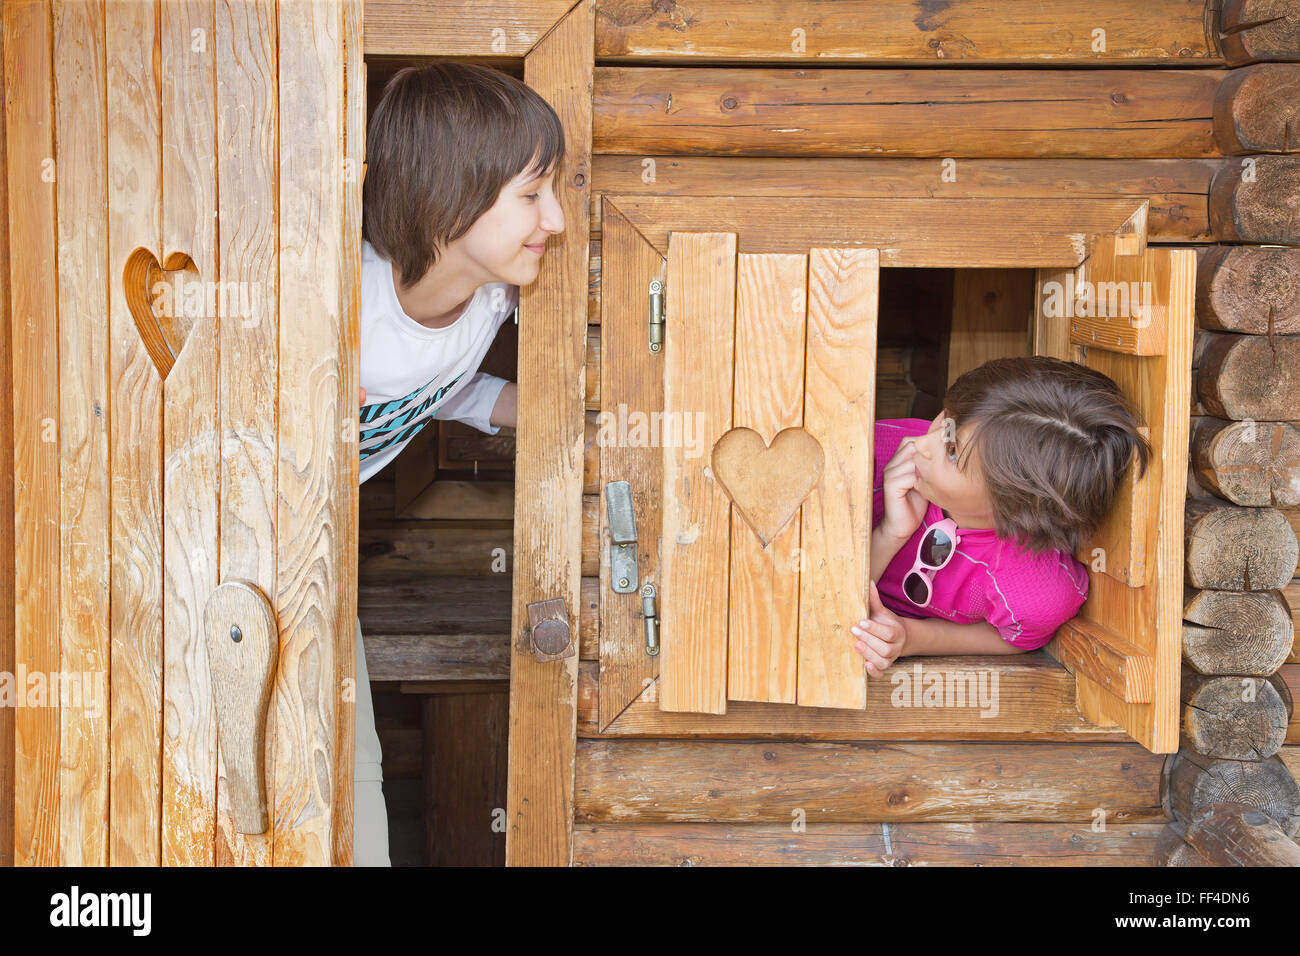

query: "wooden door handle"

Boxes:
[203, 581, 278, 833]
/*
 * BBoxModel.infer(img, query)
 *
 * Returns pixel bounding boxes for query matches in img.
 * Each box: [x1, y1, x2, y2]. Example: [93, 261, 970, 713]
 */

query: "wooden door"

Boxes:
[3, 0, 363, 865]
[1034, 209, 1195, 754]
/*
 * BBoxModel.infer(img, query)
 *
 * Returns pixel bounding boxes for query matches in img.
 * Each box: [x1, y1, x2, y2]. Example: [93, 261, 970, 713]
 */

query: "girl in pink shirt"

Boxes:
[852, 356, 1152, 678]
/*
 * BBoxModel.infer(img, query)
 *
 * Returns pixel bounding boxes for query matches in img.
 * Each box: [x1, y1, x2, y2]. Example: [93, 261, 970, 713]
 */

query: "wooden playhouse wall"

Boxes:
[451, 0, 1300, 866]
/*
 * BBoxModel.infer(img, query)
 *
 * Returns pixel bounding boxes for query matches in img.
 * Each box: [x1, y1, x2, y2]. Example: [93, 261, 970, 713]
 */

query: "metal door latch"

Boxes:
[605, 480, 637, 594]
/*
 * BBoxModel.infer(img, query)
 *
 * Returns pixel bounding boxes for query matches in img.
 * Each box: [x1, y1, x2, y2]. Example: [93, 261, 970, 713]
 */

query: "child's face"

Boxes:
[910, 410, 996, 525]
[454, 160, 565, 287]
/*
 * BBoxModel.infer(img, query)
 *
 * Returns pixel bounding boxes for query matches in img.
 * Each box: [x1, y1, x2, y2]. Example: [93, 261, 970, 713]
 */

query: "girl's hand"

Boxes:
[879, 437, 928, 542]
[851, 579, 908, 679]
[359, 385, 367, 406]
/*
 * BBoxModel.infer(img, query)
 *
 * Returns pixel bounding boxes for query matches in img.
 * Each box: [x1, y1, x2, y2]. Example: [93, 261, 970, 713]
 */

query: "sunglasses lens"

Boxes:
[903, 571, 930, 605]
[919, 528, 953, 566]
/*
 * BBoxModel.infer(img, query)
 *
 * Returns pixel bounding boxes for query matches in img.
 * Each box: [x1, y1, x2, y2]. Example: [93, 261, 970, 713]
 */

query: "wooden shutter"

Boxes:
[1034, 209, 1194, 754]
[657, 233, 879, 713]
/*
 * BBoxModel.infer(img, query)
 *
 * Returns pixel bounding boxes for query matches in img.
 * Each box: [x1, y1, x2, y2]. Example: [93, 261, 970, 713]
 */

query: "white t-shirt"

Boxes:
[359, 240, 516, 484]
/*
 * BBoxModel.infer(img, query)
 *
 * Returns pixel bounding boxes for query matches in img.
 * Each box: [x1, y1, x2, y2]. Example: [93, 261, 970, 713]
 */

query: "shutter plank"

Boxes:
[726, 254, 808, 704]
[660, 233, 736, 714]
[797, 248, 879, 709]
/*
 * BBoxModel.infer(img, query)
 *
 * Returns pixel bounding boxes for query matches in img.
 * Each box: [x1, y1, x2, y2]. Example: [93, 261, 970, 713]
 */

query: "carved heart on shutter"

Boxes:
[710, 426, 826, 548]
[123, 247, 200, 381]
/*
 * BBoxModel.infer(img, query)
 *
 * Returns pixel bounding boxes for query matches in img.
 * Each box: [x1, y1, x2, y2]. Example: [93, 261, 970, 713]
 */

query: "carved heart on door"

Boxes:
[710, 426, 826, 548]
[122, 246, 200, 381]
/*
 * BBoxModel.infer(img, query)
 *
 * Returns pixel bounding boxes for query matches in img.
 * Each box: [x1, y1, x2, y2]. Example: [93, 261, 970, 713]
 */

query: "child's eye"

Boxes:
[525, 193, 539, 201]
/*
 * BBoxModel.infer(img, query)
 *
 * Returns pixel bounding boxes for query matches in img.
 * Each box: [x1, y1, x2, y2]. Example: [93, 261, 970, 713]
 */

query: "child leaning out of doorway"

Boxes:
[852, 355, 1152, 677]
[352, 62, 567, 864]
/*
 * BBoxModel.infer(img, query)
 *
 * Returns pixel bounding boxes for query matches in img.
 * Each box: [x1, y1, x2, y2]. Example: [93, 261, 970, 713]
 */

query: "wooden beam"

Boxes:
[577, 659, 1137, 741]
[595, 0, 1221, 64]
[574, 739, 1166, 821]
[574, 821, 1166, 866]
[1209, 154, 1300, 243]
[1057, 617, 1155, 703]
[1214, 64, 1300, 153]
[364, 0, 577, 57]
[1195, 245, 1300, 333]
[506, 0, 592, 867]
[594, 68, 1221, 158]
[609, 196, 1151, 269]
[1182, 800, 1300, 865]
[592, 156, 1222, 244]
[1220, 0, 1300, 66]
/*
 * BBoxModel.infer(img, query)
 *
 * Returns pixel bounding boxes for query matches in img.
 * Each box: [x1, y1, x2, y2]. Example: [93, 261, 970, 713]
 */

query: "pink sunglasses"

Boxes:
[903, 517, 960, 608]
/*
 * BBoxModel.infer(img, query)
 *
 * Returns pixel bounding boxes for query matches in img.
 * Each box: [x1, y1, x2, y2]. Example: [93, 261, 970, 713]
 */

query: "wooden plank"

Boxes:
[592, 156, 1221, 245]
[506, 0, 593, 867]
[659, 233, 736, 714]
[573, 821, 1166, 866]
[364, 0, 576, 57]
[52, 0, 111, 867]
[948, 270, 1034, 384]
[1069, 249, 1195, 753]
[0, 1, 12, 869]
[5, 0, 61, 867]
[273, 0, 350, 865]
[106, 0, 164, 867]
[156, 0, 221, 868]
[594, 68, 1221, 158]
[1057, 618, 1155, 703]
[595, 0, 1220, 64]
[579, 658, 1134, 741]
[796, 248, 878, 709]
[610, 196, 1150, 268]
[574, 740, 1165, 821]
[424, 692, 508, 865]
[211, 0, 278, 868]
[727, 253, 807, 705]
[596, 199, 664, 729]
[334, 0, 364, 870]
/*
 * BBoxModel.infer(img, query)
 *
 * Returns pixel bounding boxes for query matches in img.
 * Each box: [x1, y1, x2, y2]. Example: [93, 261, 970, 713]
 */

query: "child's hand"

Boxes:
[359, 385, 367, 406]
[851, 579, 908, 679]
[879, 437, 928, 542]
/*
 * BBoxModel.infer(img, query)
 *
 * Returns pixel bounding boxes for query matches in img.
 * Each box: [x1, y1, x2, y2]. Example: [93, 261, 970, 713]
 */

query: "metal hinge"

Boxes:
[641, 583, 659, 657]
[648, 279, 663, 353]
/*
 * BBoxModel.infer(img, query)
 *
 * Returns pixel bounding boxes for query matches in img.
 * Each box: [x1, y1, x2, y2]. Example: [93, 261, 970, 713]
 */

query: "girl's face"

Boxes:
[455, 160, 565, 288]
[910, 409, 997, 528]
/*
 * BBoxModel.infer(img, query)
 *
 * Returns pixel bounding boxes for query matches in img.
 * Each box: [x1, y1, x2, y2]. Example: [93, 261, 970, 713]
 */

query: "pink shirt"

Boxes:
[871, 418, 1089, 651]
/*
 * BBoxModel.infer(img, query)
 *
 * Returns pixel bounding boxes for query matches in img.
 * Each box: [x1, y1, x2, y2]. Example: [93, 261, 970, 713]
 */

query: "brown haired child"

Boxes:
[853, 356, 1152, 678]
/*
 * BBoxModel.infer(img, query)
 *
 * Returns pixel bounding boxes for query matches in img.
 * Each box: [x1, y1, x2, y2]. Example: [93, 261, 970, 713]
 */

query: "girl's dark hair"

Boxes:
[363, 62, 566, 289]
[942, 355, 1152, 556]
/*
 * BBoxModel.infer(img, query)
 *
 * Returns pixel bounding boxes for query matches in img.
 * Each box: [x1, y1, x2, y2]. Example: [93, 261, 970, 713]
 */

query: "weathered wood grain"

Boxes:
[596, 0, 1220, 64]
[272, 0, 350, 866]
[364, 0, 576, 57]
[596, 200, 664, 729]
[6, 0, 61, 867]
[506, 0, 593, 866]
[796, 249, 877, 709]
[574, 820, 1166, 866]
[1195, 245, 1300, 333]
[595, 68, 1221, 158]
[0, 1, 12, 869]
[574, 739, 1166, 821]
[107, 0, 164, 867]
[52, 0, 110, 867]
[659, 232, 735, 715]
[727, 254, 807, 705]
